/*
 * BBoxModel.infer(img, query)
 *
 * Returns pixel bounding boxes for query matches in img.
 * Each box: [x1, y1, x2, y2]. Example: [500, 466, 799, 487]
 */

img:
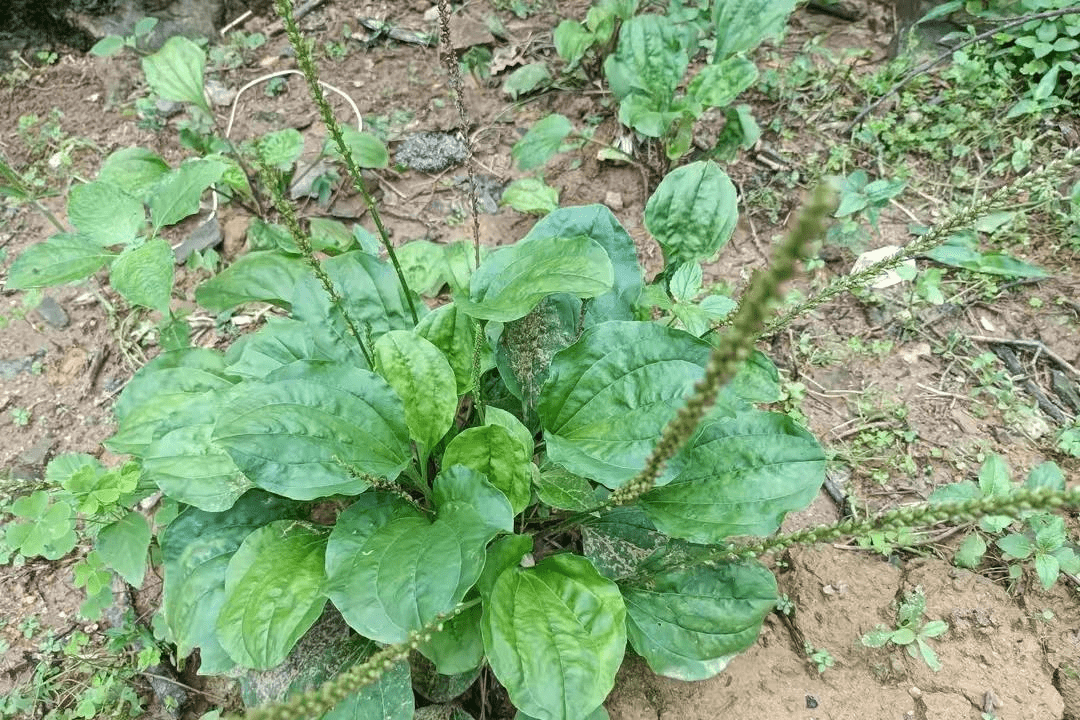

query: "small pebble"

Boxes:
[909, 686, 922, 699]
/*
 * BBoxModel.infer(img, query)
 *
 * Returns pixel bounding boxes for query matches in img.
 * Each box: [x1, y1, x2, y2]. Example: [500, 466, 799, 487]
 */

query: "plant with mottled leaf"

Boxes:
[861, 587, 949, 671]
[66, 150, 827, 720]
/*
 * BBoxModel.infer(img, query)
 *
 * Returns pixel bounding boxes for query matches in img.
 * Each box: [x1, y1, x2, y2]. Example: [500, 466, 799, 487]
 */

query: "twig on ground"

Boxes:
[989, 344, 1071, 424]
[268, 0, 327, 35]
[968, 335, 1080, 381]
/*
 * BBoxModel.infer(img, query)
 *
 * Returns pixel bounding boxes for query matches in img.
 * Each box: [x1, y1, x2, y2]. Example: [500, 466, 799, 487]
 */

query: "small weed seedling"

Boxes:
[803, 642, 835, 674]
[89, 16, 159, 57]
[861, 587, 949, 671]
[930, 455, 1080, 590]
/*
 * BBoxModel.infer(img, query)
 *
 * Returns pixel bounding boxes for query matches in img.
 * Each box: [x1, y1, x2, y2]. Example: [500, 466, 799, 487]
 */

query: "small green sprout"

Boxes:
[861, 587, 949, 671]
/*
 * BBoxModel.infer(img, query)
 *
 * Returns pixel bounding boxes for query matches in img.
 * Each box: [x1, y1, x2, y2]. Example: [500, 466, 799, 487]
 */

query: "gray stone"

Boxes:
[396, 132, 468, 173]
[34, 295, 69, 329]
[204, 78, 236, 108]
[0, 349, 45, 380]
[17, 436, 56, 467]
[155, 98, 184, 118]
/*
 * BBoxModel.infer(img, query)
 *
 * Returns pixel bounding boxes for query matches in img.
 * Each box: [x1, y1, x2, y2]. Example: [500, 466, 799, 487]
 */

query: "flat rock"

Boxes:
[396, 132, 468, 173]
[34, 295, 69, 329]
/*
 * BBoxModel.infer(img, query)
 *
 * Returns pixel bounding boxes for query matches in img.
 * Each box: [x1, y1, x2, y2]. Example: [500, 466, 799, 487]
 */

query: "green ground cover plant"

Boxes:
[931, 454, 1080, 589]
[861, 587, 949, 672]
[2, 1, 1080, 719]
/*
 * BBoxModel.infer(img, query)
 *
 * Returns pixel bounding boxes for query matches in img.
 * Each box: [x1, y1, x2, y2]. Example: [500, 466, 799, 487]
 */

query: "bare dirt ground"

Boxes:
[1, 1, 1078, 718]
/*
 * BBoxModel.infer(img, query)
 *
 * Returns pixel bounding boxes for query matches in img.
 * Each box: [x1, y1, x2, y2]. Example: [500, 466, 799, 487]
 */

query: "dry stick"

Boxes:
[760, 148, 1080, 339]
[436, 0, 487, 411]
[846, 7, 1080, 132]
[274, 0, 419, 325]
[968, 335, 1080, 381]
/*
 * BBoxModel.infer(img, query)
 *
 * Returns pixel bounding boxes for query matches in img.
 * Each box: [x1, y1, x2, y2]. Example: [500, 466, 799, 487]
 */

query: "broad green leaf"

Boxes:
[224, 317, 325, 379]
[68, 181, 145, 247]
[997, 533, 1034, 559]
[195, 251, 308, 312]
[645, 161, 738, 264]
[928, 480, 980, 504]
[90, 35, 125, 56]
[687, 56, 758, 108]
[501, 177, 559, 215]
[213, 364, 411, 500]
[616, 92, 687, 138]
[45, 453, 103, 486]
[489, 294, 580, 405]
[290, 251, 420, 365]
[216, 521, 327, 669]
[416, 303, 492, 395]
[257, 128, 304, 171]
[96, 510, 152, 588]
[581, 505, 665, 580]
[396, 239, 447, 296]
[308, 218, 356, 254]
[953, 532, 986, 569]
[160, 491, 304, 674]
[860, 627, 894, 648]
[482, 553, 626, 720]
[483, 407, 535, 458]
[327, 469, 512, 643]
[142, 36, 209, 114]
[476, 534, 533, 599]
[641, 411, 824, 543]
[519, 204, 643, 326]
[97, 147, 170, 201]
[1031, 515, 1065, 551]
[457, 235, 613, 323]
[5, 234, 116, 289]
[924, 238, 1047, 278]
[416, 603, 485, 676]
[891, 628, 916, 645]
[374, 330, 457, 450]
[975, 454, 1014, 532]
[442, 425, 532, 514]
[240, 611, 413, 720]
[537, 321, 711, 488]
[513, 114, 573, 171]
[325, 127, 389, 168]
[443, 240, 488, 296]
[1025, 461, 1065, 491]
[149, 157, 227, 230]
[113, 347, 232, 423]
[920, 620, 948, 639]
[603, 14, 687, 101]
[668, 262, 702, 303]
[554, 20, 593, 69]
[110, 238, 174, 312]
[502, 62, 552, 99]
[533, 466, 595, 511]
[143, 425, 253, 511]
[712, 0, 797, 56]
[621, 561, 777, 680]
[248, 218, 295, 251]
[108, 383, 227, 458]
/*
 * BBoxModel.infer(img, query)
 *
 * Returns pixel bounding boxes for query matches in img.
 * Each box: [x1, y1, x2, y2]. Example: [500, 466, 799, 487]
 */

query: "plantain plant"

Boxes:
[3, 1, 1080, 719]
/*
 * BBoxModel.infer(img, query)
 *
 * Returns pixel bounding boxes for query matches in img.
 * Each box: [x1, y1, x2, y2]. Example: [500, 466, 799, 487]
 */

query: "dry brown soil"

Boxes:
[1, 1, 1078, 719]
